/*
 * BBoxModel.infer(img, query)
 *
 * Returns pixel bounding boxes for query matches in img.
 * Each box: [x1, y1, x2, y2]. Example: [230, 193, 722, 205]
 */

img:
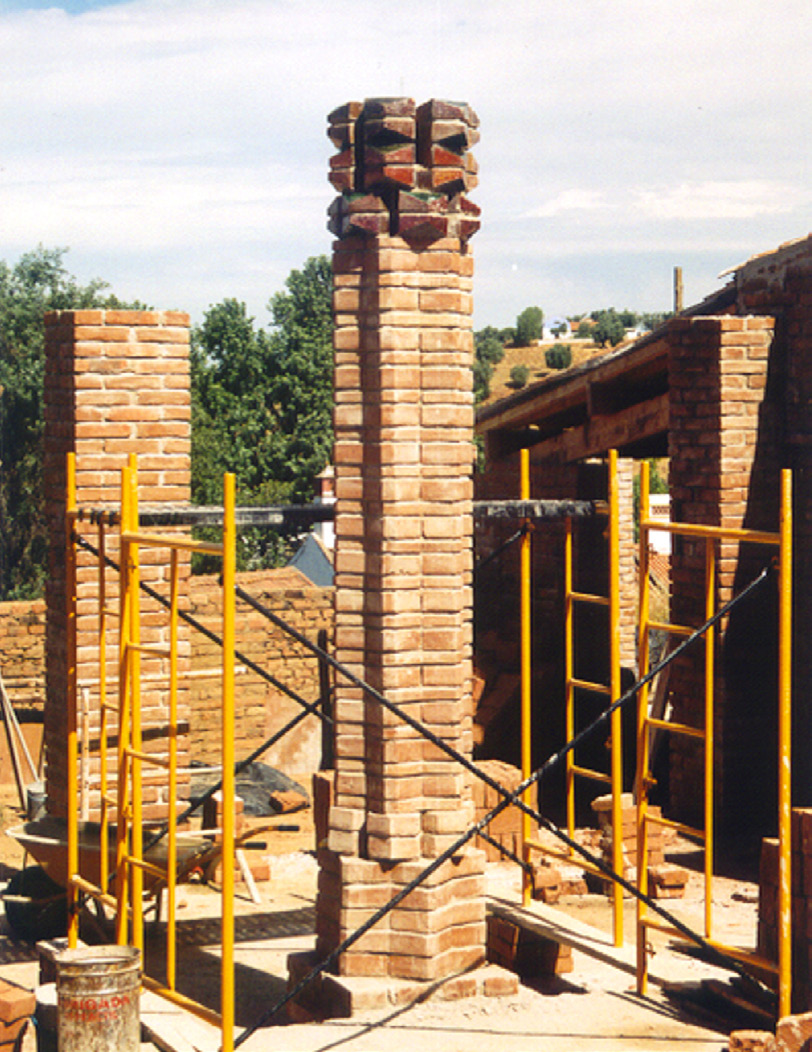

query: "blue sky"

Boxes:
[1, 0, 810, 328]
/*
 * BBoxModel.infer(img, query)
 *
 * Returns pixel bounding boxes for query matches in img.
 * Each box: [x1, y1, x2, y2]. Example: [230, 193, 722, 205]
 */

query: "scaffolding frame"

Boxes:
[519, 448, 625, 946]
[65, 454, 238, 1052]
[635, 461, 793, 1016]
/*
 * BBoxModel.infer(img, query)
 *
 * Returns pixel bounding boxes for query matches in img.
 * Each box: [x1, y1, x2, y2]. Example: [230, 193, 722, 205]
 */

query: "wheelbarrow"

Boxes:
[1, 816, 244, 940]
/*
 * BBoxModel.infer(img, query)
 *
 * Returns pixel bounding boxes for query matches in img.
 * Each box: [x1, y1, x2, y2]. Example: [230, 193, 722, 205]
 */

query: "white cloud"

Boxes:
[0, 0, 810, 322]
[635, 181, 801, 222]
[524, 190, 609, 220]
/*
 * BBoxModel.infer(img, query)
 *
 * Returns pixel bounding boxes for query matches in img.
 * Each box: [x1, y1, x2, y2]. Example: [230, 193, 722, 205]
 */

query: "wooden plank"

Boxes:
[486, 895, 734, 988]
[140, 990, 224, 1052]
[487, 896, 637, 976]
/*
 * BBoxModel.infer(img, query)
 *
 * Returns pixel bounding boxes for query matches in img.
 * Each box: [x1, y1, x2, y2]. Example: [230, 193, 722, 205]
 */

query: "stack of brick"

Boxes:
[487, 914, 573, 977]
[590, 793, 687, 898]
[0, 978, 35, 1050]
[592, 793, 664, 873]
[757, 807, 812, 1011]
[472, 759, 528, 863]
[202, 791, 270, 885]
[43, 310, 192, 821]
[308, 97, 488, 995]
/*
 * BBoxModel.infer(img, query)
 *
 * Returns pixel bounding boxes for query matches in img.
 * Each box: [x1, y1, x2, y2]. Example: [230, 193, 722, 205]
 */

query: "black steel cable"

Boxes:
[75, 526, 776, 1031]
[73, 533, 330, 724]
[72, 533, 331, 854]
[235, 624, 775, 1051]
[474, 526, 525, 573]
[238, 561, 773, 838]
[231, 559, 775, 1039]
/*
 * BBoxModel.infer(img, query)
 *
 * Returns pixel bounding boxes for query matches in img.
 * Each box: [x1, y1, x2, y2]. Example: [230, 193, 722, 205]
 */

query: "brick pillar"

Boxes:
[667, 315, 774, 836]
[316, 98, 487, 987]
[43, 310, 191, 820]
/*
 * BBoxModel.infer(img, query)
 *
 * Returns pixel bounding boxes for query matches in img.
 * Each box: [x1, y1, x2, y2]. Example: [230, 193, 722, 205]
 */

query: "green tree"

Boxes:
[191, 256, 334, 570]
[0, 246, 135, 599]
[514, 306, 544, 347]
[545, 344, 572, 370]
[576, 319, 594, 339]
[591, 308, 626, 348]
[266, 256, 334, 501]
[640, 312, 672, 332]
[509, 363, 530, 387]
[473, 326, 506, 403]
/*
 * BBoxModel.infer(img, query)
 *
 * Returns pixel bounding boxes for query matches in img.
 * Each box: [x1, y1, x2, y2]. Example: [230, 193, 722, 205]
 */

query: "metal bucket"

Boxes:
[26, 782, 46, 821]
[55, 946, 140, 1052]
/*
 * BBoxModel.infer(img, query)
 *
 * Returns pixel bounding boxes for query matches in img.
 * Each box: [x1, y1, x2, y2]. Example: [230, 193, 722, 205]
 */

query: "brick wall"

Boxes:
[0, 599, 45, 787]
[188, 569, 332, 779]
[43, 310, 192, 819]
[0, 599, 45, 713]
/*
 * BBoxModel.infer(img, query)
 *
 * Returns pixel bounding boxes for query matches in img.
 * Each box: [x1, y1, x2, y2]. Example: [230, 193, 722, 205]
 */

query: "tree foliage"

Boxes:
[640, 311, 673, 332]
[509, 363, 530, 388]
[0, 246, 135, 600]
[590, 308, 626, 348]
[191, 256, 333, 570]
[514, 305, 544, 347]
[473, 326, 506, 403]
[545, 343, 572, 370]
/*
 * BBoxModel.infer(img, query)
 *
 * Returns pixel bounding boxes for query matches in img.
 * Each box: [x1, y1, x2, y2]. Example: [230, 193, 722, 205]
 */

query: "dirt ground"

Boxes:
[0, 784, 767, 1052]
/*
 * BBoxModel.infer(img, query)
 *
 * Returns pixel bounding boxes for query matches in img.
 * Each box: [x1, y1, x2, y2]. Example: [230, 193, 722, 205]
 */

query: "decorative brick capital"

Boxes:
[327, 97, 480, 243]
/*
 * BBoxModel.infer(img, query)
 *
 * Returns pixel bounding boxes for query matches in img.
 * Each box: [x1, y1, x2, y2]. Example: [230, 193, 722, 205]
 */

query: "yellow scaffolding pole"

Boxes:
[221, 472, 237, 1052]
[778, 468, 792, 1019]
[520, 449, 533, 907]
[66, 453, 79, 947]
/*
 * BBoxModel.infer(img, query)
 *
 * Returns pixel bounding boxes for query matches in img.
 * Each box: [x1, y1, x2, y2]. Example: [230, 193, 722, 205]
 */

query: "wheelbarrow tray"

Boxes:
[7, 817, 211, 893]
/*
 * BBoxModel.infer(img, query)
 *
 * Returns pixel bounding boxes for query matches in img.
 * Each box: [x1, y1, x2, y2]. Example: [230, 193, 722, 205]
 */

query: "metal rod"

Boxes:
[520, 448, 533, 907]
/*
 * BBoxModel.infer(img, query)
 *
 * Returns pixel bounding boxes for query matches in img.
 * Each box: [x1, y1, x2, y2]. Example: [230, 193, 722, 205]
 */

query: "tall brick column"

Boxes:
[43, 310, 191, 819]
[667, 315, 775, 837]
[313, 98, 488, 993]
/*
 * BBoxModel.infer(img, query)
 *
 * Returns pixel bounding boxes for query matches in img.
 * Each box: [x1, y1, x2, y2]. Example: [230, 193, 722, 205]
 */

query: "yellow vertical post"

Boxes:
[98, 520, 110, 893]
[564, 517, 575, 842]
[778, 468, 793, 1019]
[66, 453, 79, 947]
[167, 548, 179, 990]
[128, 458, 144, 955]
[115, 463, 132, 944]
[635, 461, 652, 995]
[704, 537, 715, 938]
[221, 473, 236, 1052]
[519, 449, 533, 907]
[608, 450, 624, 947]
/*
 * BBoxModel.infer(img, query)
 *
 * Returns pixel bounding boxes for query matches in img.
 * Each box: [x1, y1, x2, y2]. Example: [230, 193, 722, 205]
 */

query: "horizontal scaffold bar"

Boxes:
[473, 499, 606, 521]
[73, 498, 605, 529]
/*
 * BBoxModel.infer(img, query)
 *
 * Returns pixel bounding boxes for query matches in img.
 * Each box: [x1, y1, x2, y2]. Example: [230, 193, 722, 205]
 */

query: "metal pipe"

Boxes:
[220, 473, 237, 1052]
[519, 448, 533, 907]
[778, 468, 793, 1017]
[636, 460, 652, 995]
[704, 536, 715, 939]
[66, 453, 79, 947]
